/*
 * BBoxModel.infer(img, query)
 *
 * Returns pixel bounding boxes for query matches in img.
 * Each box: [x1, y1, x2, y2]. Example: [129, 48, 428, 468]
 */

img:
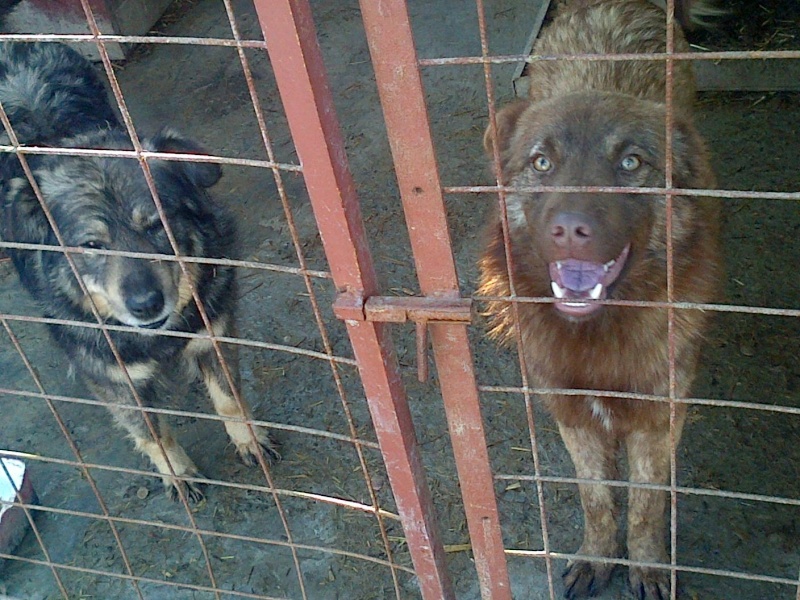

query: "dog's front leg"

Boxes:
[558, 420, 621, 599]
[194, 335, 279, 466]
[90, 378, 205, 502]
[625, 407, 686, 600]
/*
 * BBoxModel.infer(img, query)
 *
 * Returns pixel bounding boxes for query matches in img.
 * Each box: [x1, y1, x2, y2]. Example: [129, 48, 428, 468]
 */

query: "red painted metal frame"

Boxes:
[358, 1, 512, 599]
[251, 1, 454, 598]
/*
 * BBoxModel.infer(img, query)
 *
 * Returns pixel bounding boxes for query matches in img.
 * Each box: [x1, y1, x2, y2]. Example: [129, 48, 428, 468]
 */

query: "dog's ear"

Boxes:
[483, 100, 529, 182]
[149, 128, 222, 189]
[2, 176, 53, 245]
[670, 118, 715, 190]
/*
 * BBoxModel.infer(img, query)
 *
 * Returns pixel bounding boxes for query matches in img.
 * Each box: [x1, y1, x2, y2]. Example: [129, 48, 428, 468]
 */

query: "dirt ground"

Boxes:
[1, 0, 800, 598]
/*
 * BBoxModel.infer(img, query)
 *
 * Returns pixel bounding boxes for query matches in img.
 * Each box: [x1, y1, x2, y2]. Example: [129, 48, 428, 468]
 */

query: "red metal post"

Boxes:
[251, 1, 454, 599]
[358, 1, 513, 599]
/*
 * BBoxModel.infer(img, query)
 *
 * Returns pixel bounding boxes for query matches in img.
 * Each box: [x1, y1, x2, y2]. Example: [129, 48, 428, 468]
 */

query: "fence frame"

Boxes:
[356, 1, 512, 598]
[252, 1, 456, 598]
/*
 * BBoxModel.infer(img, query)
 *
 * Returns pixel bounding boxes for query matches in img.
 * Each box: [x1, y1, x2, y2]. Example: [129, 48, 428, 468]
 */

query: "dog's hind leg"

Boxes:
[625, 407, 687, 600]
[195, 339, 280, 466]
[558, 421, 621, 600]
[94, 380, 205, 502]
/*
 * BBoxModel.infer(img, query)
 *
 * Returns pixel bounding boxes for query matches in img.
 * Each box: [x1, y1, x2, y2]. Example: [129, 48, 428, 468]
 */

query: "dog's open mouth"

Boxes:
[138, 315, 170, 330]
[548, 244, 630, 317]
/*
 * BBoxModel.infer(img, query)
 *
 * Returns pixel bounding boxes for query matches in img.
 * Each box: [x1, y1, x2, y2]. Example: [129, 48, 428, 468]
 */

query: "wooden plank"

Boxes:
[511, 0, 551, 97]
[7, 0, 173, 60]
[512, 4, 800, 95]
[694, 58, 800, 92]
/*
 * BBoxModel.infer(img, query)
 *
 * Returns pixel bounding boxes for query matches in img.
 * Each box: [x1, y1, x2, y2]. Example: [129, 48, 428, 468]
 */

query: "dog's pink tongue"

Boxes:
[547, 244, 630, 317]
[556, 260, 605, 292]
[548, 260, 606, 317]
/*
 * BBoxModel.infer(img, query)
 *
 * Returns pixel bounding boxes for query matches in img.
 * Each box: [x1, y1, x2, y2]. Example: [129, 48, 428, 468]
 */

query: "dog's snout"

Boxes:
[126, 287, 165, 319]
[123, 271, 165, 319]
[550, 212, 593, 249]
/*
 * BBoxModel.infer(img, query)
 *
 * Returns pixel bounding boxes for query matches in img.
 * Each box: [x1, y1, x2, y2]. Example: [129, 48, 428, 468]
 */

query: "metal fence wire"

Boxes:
[0, 0, 799, 599]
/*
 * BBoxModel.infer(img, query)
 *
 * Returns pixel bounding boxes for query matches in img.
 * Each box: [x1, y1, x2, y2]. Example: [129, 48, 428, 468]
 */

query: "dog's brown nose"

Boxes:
[551, 212, 593, 249]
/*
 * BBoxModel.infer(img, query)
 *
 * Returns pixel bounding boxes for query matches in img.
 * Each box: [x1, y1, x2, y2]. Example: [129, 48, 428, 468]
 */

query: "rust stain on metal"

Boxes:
[334, 294, 472, 383]
[334, 293, 472, 324]
[255, 1, 455, 598]
[359, 0, 512, 596]
[415, 320, 429, 383]
[365, 296, 472, 323]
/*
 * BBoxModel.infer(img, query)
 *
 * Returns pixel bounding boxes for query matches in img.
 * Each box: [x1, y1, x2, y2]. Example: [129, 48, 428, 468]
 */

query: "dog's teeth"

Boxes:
[590, 283, 603, 300]
[551, 281, 565, 299]
[603, 259, 615, 272]
[556, 261, 562, 270]
[563, 301, 588, 307]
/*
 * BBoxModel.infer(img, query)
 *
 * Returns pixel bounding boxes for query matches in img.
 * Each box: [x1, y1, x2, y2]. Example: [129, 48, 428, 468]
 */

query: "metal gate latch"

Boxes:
[333, 293, 473, 382]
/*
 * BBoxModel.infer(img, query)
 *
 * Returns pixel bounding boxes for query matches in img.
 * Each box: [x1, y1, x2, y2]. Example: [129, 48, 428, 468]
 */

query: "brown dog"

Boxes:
[478, 1, 721, 598]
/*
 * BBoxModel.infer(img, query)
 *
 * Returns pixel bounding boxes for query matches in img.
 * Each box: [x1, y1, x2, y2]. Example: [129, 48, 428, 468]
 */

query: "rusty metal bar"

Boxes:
[443, 183, 800, 201]
[367, 296, 472, 323]
[334, 294, 472, 323]
[334, 295, 472, 381]
[417, 48, 800, 67]
[222, 0, 406, 591]
[664, 2, 680, 597]
[475, 0, 558, 595]
[3, 29, 800, 64]
[357, 1, 512, 598]
[251, 1, 454, 598]
[0, 242, 327, 278]
[0, 144, 301, 171]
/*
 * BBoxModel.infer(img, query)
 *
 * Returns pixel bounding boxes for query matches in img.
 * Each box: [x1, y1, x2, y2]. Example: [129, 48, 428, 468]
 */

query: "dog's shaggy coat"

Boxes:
[0, 41, 276, 502]
[478, 1, 722, 598]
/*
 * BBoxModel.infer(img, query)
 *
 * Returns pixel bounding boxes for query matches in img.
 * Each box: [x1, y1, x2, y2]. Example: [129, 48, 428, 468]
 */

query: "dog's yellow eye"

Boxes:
[620, 155, 641, 171]
[531, 154, 552, 172]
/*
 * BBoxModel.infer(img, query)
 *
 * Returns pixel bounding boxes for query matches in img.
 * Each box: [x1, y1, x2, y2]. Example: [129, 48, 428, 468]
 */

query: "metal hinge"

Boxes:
[333, 292, 473, 383]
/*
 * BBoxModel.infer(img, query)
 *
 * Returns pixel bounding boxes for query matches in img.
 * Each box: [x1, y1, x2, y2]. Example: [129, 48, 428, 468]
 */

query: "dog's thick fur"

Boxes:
[0, 42, 276, 502]
[478, 1, 721, 598]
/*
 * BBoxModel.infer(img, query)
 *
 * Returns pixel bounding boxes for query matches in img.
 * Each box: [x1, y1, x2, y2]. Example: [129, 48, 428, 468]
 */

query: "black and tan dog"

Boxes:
[479, 1, 721, 598]
[0, 41, 276, 502]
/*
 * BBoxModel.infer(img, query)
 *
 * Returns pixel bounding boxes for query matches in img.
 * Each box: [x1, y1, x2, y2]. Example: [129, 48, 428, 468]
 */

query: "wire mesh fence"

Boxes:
[0, 0, 799, 599]
[0, 0, 412, 598]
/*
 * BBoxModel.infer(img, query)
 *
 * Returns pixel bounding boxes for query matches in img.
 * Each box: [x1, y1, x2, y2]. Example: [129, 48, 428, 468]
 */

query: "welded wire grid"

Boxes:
[459, 1, 800, 599]
[0, 1, 410, 599]
[1, 1, 800, 599]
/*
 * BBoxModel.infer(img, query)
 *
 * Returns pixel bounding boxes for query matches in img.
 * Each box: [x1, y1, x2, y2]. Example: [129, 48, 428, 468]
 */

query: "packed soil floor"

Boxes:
[1, 0, 800, 598]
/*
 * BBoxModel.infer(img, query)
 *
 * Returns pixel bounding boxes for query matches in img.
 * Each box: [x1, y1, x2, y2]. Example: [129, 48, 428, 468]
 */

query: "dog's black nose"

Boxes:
[123, 271, 165, 319]
[126, 288, 165, 319]
[550, 212, 593, 249]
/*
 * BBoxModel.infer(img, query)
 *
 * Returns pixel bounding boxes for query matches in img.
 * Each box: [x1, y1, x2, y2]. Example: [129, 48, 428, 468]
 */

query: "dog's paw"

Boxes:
[629, 566, 670, 600]
[562, 560, 614, 599]
[165, 474, 206, 504]
[235, 427, 281, 466]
